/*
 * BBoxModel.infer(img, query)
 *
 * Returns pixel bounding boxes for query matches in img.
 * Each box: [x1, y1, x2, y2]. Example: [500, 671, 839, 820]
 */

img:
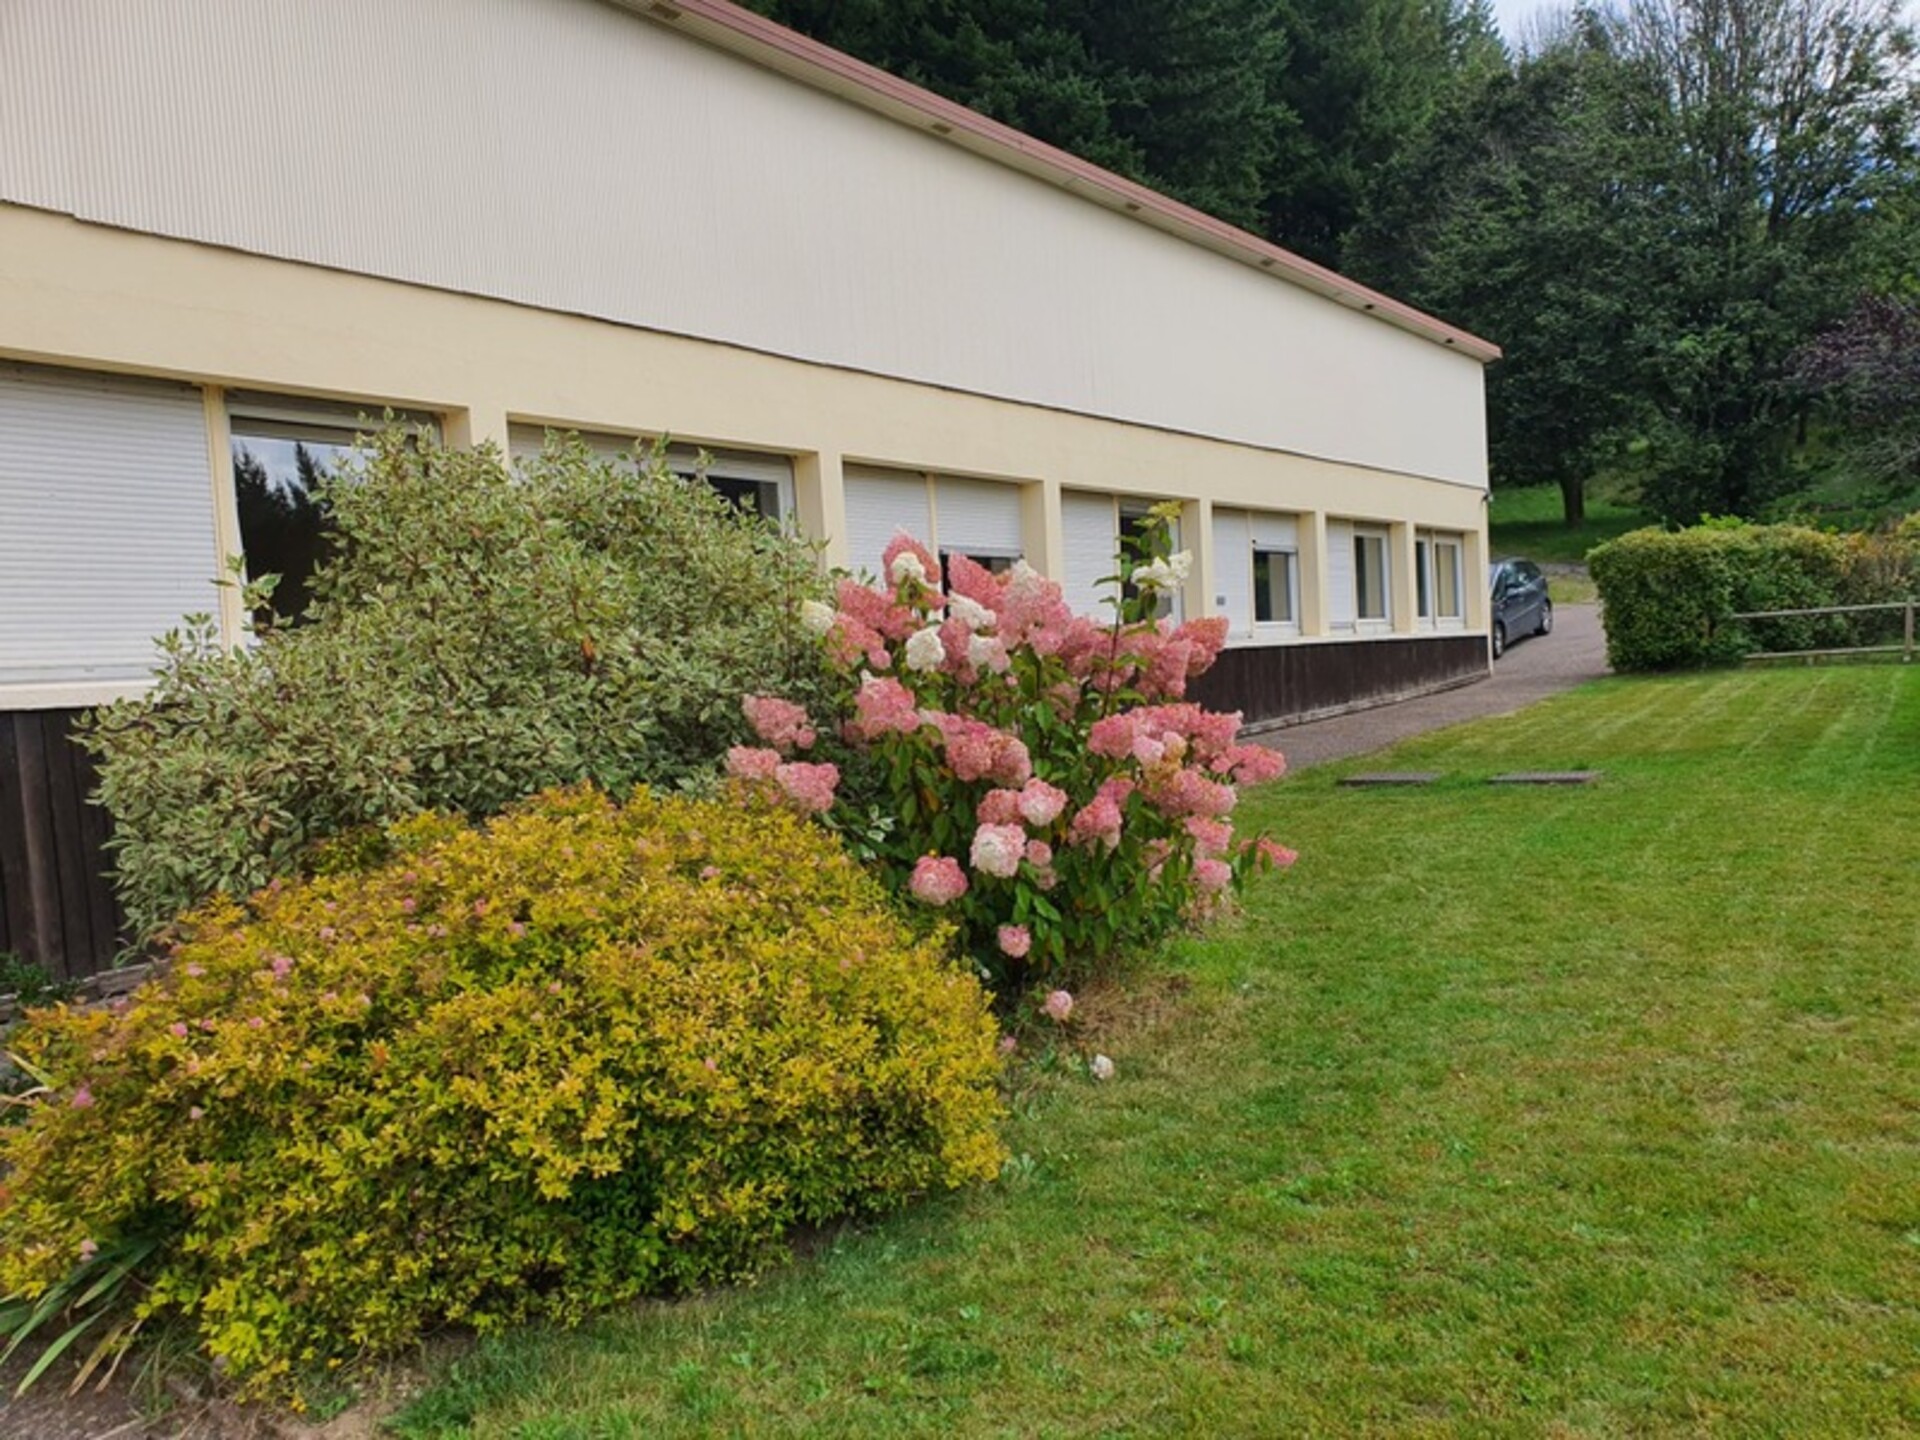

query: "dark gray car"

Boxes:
[1489, 557, 1552, 659]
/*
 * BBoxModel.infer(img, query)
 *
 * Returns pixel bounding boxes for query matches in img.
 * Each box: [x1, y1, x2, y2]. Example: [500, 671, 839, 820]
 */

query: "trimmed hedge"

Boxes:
[1587, 521, 1916, 671]
[0, 787, 1004, 1392]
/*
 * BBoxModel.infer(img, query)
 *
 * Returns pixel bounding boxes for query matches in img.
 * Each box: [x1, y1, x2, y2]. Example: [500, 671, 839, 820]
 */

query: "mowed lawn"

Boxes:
[392, 668, 1920, 1438]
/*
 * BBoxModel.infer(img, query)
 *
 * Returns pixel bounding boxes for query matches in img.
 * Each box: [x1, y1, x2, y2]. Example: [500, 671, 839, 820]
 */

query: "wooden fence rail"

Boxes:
[1724, 600, 1917, 664]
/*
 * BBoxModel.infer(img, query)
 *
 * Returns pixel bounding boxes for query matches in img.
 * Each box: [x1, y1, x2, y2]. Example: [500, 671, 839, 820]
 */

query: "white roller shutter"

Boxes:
[1326, 519, 1356, 628]
[509, 424, 639, 468]
[0, 363, 217, 687]
[1061, 490, 1118, 618]
[843, 466, 931, 581]
[1212, 508, 1252, 639]
[934, 476, 1023, 557]
[1249, 512, 1299, 550]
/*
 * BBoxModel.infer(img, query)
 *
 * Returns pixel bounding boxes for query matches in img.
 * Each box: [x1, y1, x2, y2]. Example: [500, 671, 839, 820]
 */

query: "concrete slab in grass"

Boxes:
[1487, 771, 1602, 785]
[1339, 772, 1444, 787]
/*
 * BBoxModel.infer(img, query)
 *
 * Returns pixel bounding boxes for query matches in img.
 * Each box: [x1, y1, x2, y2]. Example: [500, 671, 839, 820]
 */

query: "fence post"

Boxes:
[1906, 602, 1915, 664]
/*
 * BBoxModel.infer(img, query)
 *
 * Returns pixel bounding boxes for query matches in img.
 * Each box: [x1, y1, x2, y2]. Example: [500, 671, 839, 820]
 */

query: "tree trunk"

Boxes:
[1559, 476, 1587, 527]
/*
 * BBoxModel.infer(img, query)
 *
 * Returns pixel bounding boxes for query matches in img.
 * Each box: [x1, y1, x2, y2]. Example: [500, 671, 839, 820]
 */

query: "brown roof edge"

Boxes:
[620, 0, 1501, 363]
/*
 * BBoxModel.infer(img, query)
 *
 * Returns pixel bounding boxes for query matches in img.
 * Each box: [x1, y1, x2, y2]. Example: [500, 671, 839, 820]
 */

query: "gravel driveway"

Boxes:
[1269, 603, 1610, 773]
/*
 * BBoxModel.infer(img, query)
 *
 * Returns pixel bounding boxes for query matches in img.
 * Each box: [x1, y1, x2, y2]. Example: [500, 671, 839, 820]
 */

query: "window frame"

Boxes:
[1415, 529, 1465, 630]
[226, 392, 438, 625]
[1251, 544, 1300, 632]
[1352, 525, 1391, 630]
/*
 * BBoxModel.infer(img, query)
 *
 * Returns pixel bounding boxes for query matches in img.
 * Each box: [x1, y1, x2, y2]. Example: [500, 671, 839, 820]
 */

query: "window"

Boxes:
[505, 424, 794, 523]
[229, 394, 434, 622]
[1434, 537, 1464, 621]
[1253, 547, 1296, 624]
[1120, 506, 1179, 620]
[1418, 530, 1464, 626]
[1353, 529, 1389, 623]
[844, 467, 1023, 581]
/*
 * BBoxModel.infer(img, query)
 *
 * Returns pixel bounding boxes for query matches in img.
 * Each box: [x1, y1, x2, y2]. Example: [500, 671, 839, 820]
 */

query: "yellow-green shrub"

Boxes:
[0, 787, 1004, 1390]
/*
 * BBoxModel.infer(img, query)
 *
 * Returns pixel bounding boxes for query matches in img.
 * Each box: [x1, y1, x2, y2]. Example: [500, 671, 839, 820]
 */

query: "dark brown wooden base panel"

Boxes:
[1190, 634, 1490, 729]
[0, 707, 126, 984]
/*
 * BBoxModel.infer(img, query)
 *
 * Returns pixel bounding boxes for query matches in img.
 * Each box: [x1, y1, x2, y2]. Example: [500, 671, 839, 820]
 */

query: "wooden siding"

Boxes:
[1193, 636, 1489, 728]
[0, 707, 124, 982]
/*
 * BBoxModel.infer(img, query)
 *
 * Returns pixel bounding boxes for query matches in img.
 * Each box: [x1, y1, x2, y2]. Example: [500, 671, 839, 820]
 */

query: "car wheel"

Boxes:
[1537, 600, 1553, 637]
[1492, 621, 1506, 660]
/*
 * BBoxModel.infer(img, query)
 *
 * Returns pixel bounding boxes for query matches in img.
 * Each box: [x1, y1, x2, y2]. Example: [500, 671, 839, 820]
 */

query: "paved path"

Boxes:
[1269, 604, 1610, 773]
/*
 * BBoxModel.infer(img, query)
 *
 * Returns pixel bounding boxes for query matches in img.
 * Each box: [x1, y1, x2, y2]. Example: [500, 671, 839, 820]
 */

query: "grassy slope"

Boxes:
[1489, 484, 1648, 568]
[394, 668, 1920, 1439]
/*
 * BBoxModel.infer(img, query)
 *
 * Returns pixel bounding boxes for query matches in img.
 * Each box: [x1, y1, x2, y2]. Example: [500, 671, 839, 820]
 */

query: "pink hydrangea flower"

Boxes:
[70, 1084, 94, 1110]
[774, 761, 840, 814]
[1147, 767, 1237, 819]
[1024, 839, 1053, 868]
[169, 1021, 189, 1039]
[1194, 857, 1233, 893]
[1224, 743, 1287, 785]
[850, 676, 923, 740]
[1087, 713, 1136, 760]
[1043, 989, 1073, 1022]
[1067, 795, 1123, 851]
[909, 855, 969, 906]
[1185, 817, 1233, 856]
[1254, 837, 1299, 870]
[725, 745, 782, 782]
[997, 925, 1033, 958]
[837, 574, 919, 641]
[1017, 779, 1069, 828]
[934, 715, 1029, 786]
[976, 788, 1023, 826]
[742, 694, 816, 753]
[969, 823, 1027, 879]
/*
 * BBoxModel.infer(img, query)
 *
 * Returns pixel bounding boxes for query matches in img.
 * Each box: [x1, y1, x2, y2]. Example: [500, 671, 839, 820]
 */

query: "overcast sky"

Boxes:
[1491, 0, 1563, 45]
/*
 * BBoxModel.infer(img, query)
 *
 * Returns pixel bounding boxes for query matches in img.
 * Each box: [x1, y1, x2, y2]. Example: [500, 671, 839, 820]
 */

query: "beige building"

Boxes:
[0, 0, 1497, 977]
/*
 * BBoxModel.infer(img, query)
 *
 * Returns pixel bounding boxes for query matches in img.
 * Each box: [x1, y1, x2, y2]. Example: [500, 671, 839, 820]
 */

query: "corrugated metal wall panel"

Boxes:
[1212, 508, 1252, 638]
[0, 0, 1486, 487]
[1061, 491, 1118, 619]
[934, 477, 1023, 556]
[843, 467, 931, 581]
[0, 364, 216, 685]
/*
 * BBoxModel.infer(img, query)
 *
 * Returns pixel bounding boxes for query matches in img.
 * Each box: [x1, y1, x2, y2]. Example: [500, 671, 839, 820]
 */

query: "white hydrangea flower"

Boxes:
[948, 594, 994, 630]
[889, 550, 930, 587]
[904, 624, 947, 672]
[1131, 559, 1177, 591]
[967, 633, 1007, 672]
[799, 599, 835, 636]
[1090, 1054, 1115, 1082]
[1167, 550, 1194, 584]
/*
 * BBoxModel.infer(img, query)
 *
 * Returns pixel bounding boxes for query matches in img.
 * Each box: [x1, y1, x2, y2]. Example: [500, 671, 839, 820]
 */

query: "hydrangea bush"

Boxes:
[726, 506, 1294, 986]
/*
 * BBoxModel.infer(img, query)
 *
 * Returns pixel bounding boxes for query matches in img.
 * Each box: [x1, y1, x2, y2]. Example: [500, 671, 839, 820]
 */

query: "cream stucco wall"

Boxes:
[0, 204, 1488, 709]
